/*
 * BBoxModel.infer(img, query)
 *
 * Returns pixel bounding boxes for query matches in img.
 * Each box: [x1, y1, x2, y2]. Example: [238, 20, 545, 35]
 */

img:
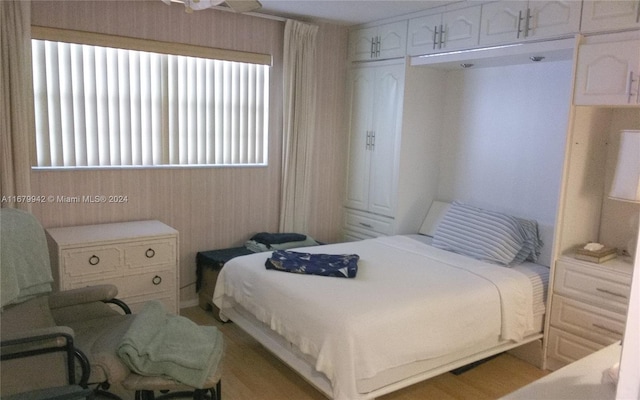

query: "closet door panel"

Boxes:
[345, 68, 375, 210]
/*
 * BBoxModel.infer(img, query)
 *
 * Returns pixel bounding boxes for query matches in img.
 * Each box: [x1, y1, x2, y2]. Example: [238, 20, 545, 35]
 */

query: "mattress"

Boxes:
[213, 235, 549, 400]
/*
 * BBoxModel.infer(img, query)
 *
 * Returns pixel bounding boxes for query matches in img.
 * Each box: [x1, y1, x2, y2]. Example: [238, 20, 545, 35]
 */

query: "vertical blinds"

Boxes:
[32, 38, 270, 167]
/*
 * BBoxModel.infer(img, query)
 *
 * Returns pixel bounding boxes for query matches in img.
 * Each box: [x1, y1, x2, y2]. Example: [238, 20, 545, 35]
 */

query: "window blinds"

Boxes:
[32, 38, 270, 168]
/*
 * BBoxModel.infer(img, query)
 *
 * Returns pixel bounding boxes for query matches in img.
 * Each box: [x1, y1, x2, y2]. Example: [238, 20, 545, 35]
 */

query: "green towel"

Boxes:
[0, 208, 53, 307]
[117, 301, 223, 388]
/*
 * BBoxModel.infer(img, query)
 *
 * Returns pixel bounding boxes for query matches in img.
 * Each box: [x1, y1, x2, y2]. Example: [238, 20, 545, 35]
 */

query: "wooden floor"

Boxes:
[180, 306, 549, 400]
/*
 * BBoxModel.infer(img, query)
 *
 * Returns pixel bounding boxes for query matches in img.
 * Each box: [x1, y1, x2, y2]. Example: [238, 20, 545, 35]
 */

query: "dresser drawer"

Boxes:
[61, 246, 123, 278]
[546, 327, 611, 367]
[124, 239, 176, 269]
[344, 209, 394, 236]
[554, 259, 631, 314]
[550, 295, 626, 344]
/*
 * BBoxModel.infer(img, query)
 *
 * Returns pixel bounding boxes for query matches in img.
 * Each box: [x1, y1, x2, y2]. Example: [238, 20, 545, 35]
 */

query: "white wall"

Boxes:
[435, 60, 573, 264]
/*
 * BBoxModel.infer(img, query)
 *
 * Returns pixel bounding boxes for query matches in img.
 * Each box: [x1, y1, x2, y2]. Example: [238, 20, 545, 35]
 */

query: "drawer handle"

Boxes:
[88, 255, 100, 266]
[359, 222, 373, 228]
[596, 288, 627, 299]
[152, 275, 162, 285]
[145, 248, 156, 258]
[592, 323, 623, 337]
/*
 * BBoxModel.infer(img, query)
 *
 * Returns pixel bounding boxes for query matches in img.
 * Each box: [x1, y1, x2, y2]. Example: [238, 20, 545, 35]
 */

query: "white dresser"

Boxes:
[46, 220, 179, 314]
[546, 256, 633, 371]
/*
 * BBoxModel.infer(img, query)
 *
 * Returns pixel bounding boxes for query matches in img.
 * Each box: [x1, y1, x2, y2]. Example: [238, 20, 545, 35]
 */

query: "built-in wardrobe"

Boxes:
[343, 0, 640, 373]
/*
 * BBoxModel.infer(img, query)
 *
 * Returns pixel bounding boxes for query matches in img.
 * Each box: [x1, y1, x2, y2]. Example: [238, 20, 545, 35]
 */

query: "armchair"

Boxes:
[1, 208, 223, 400]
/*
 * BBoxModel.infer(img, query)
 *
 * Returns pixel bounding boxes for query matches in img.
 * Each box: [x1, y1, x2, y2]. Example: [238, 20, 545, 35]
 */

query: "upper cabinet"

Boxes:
[349, 21, 408, 61]
[574, 38, 640, 106]
[479, 1, 581, 46]
[581, 1, 640, 33]
[407, 5, 481, 55]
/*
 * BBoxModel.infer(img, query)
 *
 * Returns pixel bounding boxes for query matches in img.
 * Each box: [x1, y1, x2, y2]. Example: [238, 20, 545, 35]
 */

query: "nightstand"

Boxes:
[546, 255, 633, 370]
[46, 220, 179, 314]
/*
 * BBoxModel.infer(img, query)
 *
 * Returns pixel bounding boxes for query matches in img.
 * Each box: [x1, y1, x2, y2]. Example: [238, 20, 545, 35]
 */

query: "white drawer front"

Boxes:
[344, 209, 393, 235]
[124, 239, 176, 269]
[547, 327, 610, 367]
[554, 260, 631, 314]
[550, 295, 626, 344]
[61, 247, 123, 279]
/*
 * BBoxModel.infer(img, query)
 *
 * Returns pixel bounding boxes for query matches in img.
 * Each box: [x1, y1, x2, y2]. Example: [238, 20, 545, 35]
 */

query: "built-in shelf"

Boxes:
[410, 37, 576, 70]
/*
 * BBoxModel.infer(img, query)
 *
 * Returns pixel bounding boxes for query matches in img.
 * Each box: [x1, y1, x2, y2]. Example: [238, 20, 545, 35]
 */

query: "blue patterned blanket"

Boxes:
[265, 250, 359, 278]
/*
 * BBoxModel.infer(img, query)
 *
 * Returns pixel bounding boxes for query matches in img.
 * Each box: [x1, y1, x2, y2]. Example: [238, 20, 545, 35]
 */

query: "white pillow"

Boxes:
[418, 201, 452, 237]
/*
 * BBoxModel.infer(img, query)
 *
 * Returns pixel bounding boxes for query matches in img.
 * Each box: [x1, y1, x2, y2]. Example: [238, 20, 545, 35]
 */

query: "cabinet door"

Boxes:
[574, 40, 640, 105]
[345, 68, 375, 210]
[368, 64, 404, 217]
[407, 13, 441, 55]
[349, 26, 377, 61]
[581, 1, 640, 33]
[480, 1, 529, 46]
[441, 5, 481, 51]
[528, 1, 581, 40]
[378, 21, 408, 60]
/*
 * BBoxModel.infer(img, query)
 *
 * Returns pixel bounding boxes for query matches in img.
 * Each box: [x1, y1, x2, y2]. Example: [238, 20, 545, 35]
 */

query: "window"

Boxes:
[31, 29, 270, 168]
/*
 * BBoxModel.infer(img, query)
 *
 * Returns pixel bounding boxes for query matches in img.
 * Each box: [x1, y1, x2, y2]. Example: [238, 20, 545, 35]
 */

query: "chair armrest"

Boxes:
[1, 326, 91, 387]
[48, 285, 119, 309]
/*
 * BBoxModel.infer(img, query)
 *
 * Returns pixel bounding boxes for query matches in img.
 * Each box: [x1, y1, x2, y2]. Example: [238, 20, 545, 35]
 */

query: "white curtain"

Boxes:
[0, 0, 34, 210]
[279, 19, 318, 232]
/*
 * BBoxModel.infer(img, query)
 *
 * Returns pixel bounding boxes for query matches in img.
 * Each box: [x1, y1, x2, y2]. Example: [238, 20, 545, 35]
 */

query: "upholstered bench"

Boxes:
[196, 247, 254, 318]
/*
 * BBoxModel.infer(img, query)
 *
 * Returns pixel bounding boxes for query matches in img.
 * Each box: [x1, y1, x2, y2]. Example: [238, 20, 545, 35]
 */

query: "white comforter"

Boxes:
[213, 235, 534, 400]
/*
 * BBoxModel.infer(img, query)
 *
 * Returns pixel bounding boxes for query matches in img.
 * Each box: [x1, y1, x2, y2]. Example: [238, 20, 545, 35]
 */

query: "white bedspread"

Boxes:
[213, 235, 534, 400]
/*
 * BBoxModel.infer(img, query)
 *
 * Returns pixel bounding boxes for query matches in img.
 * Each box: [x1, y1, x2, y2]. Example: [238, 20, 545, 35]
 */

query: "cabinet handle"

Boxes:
[145, 248, 156, 258]
[439, 24, 445, 49]
[628, 71, 639, 104]
[366, 131, 371, 150]
[359, 222, 373, 228]
[88, 255, 100, 266]
[370, 131, 375, 150]
[592, 323, 623, 337]
[524, 8, 532, 38]
[517, 10, 523, 39]
[370, 37, 375, 58]
[152, 275, 162, 285]
[596, 287, 627, 299]
[376, 36, 381, 57]
[433, 25, 439, 50]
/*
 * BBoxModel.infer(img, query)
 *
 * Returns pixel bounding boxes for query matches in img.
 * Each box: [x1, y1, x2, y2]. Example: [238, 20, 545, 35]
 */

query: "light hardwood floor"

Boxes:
[180, 306, 549, 400]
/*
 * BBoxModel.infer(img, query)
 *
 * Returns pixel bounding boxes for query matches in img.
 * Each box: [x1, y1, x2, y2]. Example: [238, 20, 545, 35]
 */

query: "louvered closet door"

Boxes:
[368, 63, 404, 217]
[345, 67, 375, 211]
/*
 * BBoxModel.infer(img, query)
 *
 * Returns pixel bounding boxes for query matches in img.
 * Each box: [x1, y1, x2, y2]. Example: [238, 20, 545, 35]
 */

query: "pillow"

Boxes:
[418, 201, 452, 237]
[432, 202, 526, 266]
[512, 218, 544, 264]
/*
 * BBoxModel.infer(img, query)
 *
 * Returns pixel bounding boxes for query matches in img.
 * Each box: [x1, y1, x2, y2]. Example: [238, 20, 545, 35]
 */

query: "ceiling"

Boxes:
[252, 0, 459, 25]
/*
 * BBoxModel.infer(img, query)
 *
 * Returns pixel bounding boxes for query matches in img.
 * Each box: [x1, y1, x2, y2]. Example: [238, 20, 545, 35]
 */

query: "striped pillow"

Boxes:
[512, 218, 544, 264]
[432, 202, 526, 266]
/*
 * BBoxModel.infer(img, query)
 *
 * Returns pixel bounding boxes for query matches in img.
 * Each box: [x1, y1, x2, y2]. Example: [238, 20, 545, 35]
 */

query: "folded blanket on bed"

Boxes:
[117, 301, 223, 388]
[265, 250, 359, 278]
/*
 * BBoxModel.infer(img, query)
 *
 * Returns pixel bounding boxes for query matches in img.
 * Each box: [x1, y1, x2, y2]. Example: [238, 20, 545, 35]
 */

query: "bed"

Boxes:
[212, 201, 551, 400]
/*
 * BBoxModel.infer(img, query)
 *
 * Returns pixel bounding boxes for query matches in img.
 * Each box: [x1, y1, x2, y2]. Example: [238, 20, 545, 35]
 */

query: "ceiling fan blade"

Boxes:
[223, 0, 262, 13]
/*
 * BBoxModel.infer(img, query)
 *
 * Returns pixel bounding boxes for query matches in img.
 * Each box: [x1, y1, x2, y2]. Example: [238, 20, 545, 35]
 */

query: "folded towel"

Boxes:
[265, 250, 359, 278]
[117, 301, 223, 388]
[245, 236, 320, 253]
[250, 232, 307, 246]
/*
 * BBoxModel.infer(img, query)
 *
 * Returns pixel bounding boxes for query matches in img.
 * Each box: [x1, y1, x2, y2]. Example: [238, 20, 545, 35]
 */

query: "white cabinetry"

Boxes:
[574, 38, 640, 106]
[345, 62, 404, 219]
[46, 220, 179, 314]
[407, 5, 481, 55]
[349, 21, 407, 61]
[480, 1, 581, 46]
[546, 257, 632, 370]
[581, 1, 640, 33]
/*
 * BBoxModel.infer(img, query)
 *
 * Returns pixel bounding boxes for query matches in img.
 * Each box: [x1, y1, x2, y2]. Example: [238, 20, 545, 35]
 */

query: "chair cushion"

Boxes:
[65, 314, 135, 385]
